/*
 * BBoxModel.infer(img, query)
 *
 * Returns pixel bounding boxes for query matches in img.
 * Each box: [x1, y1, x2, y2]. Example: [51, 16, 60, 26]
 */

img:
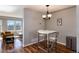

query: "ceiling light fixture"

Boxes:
[42, 5, 52, 20]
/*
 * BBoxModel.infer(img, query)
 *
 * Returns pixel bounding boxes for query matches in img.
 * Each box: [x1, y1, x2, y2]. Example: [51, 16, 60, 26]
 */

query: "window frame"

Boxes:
[7, 20, 22, 32]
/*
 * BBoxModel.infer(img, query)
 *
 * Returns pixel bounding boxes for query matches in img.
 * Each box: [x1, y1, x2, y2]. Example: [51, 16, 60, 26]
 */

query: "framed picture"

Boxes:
[57, 18, 62, 26]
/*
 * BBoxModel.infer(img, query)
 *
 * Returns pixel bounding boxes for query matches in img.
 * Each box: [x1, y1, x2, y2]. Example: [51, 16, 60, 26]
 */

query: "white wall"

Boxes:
[24, 8, 44, 46]
[47, 7, 76, 45]
[76, 5, 79, 52]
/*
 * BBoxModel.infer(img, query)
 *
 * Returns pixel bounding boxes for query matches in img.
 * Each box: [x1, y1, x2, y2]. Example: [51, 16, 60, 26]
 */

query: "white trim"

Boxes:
[24, 39, 45, 47]
[24, 42, 37, 47]
[57, 41, 66, 46]
[24, 40, 66, 47]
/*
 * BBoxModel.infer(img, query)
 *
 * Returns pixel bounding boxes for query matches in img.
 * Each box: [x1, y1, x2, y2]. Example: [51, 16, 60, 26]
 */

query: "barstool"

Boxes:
[37, 33, 48, 52]
[48, 37, 57, 52]
[48, 32, 58, 52]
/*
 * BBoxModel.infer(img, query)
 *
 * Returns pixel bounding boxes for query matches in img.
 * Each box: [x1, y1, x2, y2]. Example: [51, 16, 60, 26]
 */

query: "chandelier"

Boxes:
[42, 5, 52, 20]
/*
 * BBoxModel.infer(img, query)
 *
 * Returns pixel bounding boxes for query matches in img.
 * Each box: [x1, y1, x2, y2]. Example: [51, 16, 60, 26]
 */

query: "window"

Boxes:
[7, 20, 22, 31]
[7, 20, 15, 30]
[15, 21, 22, 31]
[0, 20, 2, 32]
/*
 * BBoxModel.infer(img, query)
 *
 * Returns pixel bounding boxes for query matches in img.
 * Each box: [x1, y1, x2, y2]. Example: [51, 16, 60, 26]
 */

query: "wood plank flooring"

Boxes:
[24, 41, 74, 53]
[0, 39, 75, 53]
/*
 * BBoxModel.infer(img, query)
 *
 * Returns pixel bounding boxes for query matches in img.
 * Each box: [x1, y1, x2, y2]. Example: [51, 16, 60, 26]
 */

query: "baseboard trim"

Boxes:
[24, 39, 45, 47]
[24, 40, 66, 47]
[57, 42, 66, 46]
[24, 42, 37, 47]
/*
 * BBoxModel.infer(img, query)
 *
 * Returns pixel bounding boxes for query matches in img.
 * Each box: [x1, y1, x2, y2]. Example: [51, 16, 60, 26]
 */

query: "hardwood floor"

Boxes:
[0, 39, 24, 53]
[0, 39, 75, 53]
[24, 41, 74, 53]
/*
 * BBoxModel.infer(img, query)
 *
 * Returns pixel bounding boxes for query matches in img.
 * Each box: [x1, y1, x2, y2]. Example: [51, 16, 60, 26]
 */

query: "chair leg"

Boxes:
[48, 41, 57, 53]
[54, 42, 57, 52]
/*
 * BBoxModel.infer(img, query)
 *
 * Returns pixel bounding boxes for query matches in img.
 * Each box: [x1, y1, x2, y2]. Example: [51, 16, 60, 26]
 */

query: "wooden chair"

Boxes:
[1, 32, 14, 50]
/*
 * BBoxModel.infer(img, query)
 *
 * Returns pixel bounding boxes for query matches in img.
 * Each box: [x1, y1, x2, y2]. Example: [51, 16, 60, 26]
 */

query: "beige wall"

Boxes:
[47, 7, 76, 45]
[24, 8, 44, 46]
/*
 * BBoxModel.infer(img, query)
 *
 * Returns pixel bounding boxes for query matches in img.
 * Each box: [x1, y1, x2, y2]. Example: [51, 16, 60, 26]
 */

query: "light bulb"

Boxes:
[48, 14, 52, 18]
[42, 15, 46, 18]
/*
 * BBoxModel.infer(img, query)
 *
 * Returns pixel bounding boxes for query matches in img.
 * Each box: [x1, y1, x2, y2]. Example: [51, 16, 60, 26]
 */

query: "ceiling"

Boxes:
[23, 5, 75, 13]
[0, 5, 75, 18]
[0, 5, 74, 13]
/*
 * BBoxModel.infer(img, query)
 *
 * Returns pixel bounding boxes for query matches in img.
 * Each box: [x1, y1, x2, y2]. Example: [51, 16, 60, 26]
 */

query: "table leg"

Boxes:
[47, 34, 50, 52]
[37, 33, 40, 52]
[55, 33, 58, 52]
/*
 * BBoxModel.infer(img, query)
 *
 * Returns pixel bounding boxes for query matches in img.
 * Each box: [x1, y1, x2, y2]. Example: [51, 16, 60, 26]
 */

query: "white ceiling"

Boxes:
[0, 5, 24, 18]
[23, 5, 75, 13]
[0, 5, 74, 13]
[0, 5, 75, 18]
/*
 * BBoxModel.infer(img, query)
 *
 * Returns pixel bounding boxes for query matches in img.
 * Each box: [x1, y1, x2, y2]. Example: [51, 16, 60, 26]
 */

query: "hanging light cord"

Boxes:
[46, 5, 49, 15]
